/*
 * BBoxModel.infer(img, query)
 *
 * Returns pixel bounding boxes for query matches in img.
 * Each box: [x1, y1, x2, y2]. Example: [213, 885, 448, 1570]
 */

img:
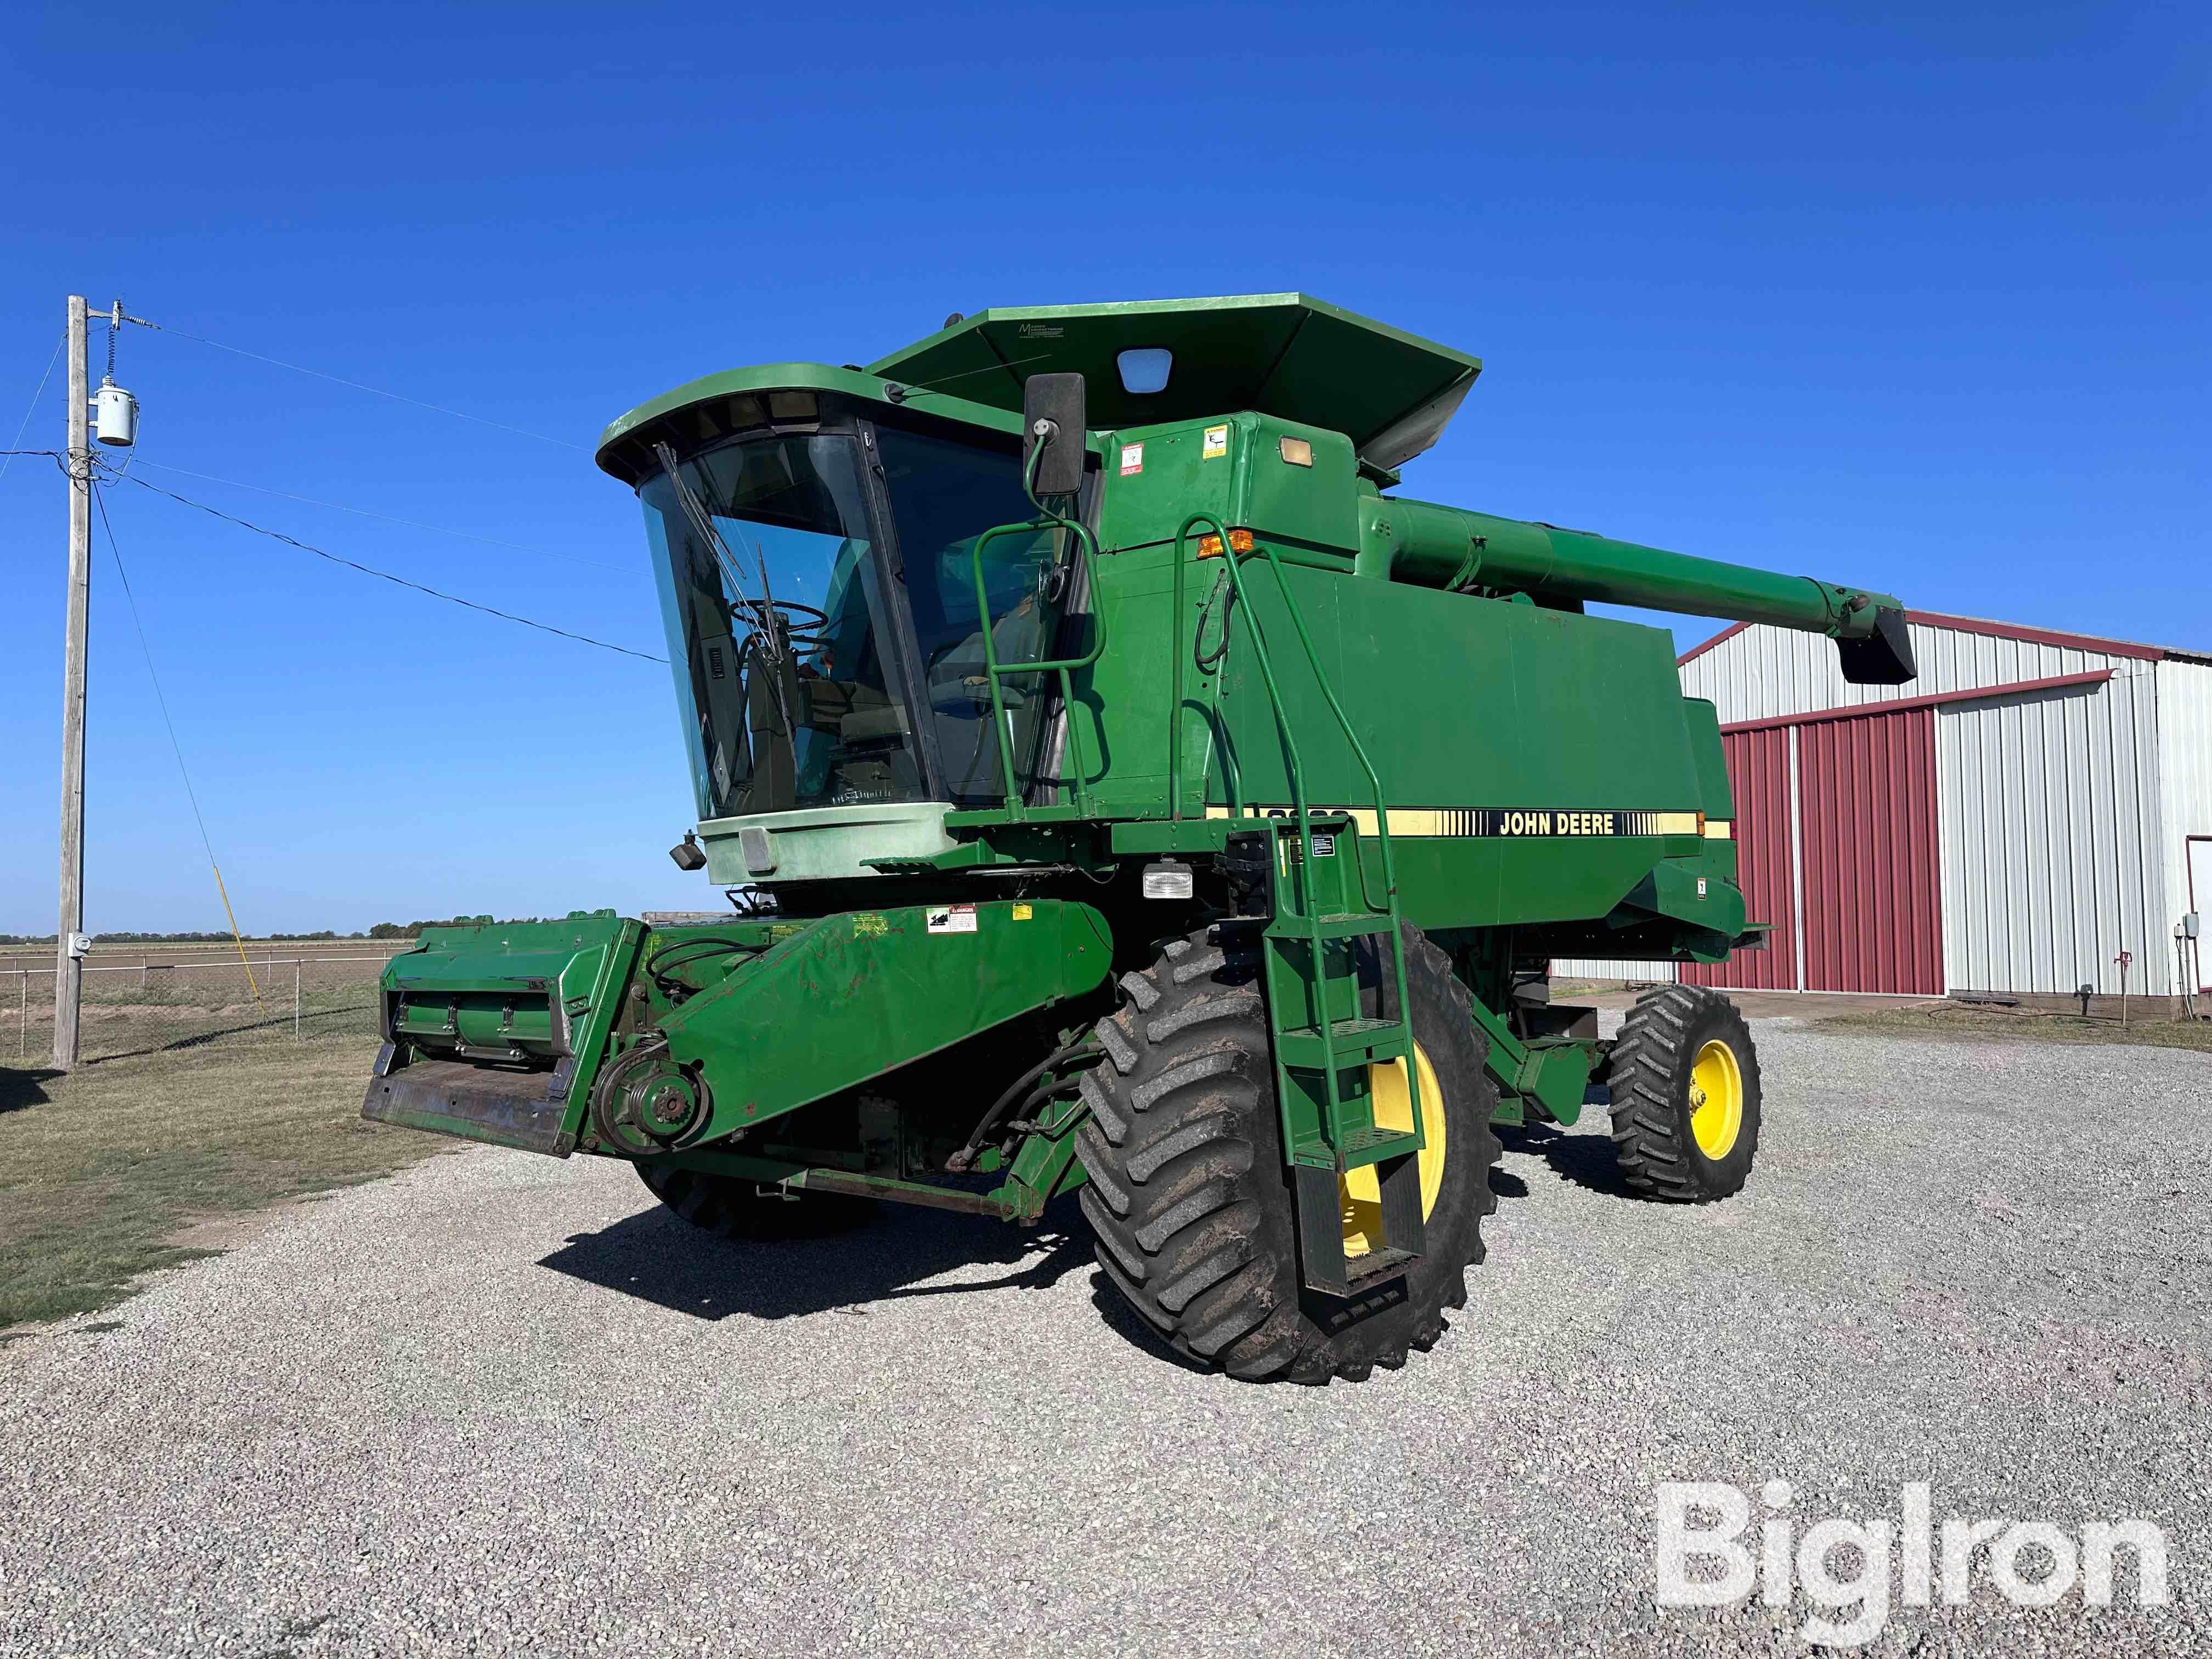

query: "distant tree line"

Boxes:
[368, 916, 544, 938]
[0, 930, 375, 945]
[0, 918, 550, 946]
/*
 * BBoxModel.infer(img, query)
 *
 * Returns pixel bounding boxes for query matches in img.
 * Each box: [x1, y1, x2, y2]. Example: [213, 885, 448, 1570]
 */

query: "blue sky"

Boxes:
[3, 2, 2204, 935]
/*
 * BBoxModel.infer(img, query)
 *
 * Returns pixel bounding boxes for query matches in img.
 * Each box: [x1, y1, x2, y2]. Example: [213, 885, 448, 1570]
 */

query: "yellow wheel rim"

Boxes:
[1341, 1041, 1447, 1259]
[1689, 1038, 1743, 1159]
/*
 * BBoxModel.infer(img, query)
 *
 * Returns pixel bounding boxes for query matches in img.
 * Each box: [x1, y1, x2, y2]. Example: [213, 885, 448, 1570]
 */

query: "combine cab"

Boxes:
[365, 295, 1913, 1383]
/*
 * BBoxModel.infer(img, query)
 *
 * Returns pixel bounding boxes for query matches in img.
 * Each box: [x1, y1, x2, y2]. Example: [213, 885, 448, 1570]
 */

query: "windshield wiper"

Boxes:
[652, 442, 778, 651]
[654, 442, 802, 793]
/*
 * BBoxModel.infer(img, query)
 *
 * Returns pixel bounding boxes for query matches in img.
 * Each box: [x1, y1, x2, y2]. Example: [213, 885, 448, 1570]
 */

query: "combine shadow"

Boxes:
[539, 1191, 1094, 1322]
[1498, 1121, 1638, 1199]
[0, 1067, 61, 1114]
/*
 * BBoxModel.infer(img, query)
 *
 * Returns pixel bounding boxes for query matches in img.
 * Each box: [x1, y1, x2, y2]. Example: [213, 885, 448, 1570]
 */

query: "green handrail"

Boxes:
[967, 451, 1106, 816]
[1171, 512, 1423, 1161]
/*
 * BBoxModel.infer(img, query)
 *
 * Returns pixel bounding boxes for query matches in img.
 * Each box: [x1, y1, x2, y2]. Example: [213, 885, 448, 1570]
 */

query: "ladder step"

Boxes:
[1344, 1245, 1421, 1285]
[1264, 912, 1395, 941]
[1276, 1018, 1412, 1070]
[1313, 911, 1396, 939]
[1288, 1122, 1421, 1172]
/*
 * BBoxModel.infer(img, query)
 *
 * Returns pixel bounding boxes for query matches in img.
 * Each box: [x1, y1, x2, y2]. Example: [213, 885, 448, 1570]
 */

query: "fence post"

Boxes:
[294, 960, 302, 1040]
[16, 971, 24, 1058]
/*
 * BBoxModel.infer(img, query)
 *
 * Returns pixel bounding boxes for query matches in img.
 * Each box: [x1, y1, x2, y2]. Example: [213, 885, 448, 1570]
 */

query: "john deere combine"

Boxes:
[364, 295, 1913, 1383]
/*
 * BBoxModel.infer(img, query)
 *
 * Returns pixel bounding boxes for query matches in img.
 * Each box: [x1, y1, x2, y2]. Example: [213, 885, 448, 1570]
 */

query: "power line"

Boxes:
[130, 316, 589, 450]
[130, 456, 628, 573]
[108, 466, 667, 664]
[91, 480, 263, 997]
[0, 333, 65, 482]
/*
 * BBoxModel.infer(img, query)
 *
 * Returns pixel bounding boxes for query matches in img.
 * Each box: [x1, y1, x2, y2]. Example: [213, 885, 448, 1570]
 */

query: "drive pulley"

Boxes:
[590, 1037, 712, 1156]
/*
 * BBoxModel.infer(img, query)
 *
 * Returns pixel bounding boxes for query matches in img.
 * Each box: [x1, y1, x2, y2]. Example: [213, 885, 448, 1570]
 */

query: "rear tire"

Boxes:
[1077, 922, 1500, 1385]
[634, 1161, 876, 1238]
[1606, 985, 1762, 1201]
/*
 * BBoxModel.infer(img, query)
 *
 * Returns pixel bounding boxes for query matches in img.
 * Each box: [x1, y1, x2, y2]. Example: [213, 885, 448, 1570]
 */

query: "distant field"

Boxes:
[0, 937, 418, 971]
[2, 941, 415, 1064]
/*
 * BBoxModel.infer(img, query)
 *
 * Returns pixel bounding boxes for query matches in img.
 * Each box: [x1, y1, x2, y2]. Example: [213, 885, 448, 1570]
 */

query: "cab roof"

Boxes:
[866, 294, 1481, 470]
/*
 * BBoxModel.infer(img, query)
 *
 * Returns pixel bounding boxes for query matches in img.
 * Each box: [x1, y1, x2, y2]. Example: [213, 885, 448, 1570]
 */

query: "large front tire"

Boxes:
[1076, 923, 1500, 1385]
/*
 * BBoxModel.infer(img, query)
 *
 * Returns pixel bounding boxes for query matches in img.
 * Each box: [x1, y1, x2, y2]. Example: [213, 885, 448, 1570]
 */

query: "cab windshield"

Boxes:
[642, 425, 1064, 821]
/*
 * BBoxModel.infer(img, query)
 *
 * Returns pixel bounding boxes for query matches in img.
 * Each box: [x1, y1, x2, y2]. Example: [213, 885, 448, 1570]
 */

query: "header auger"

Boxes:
[364, 294, 1911, 1383]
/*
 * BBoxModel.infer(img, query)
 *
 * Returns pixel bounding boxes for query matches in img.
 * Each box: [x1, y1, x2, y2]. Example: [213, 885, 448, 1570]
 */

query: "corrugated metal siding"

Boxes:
[1684, 726, 1797, 990]
[1936, 670, 2170, 995]
[1798, 711, 1943, 994]
[2157, 661, 2212, 983]
[1680, 621, 2138, 723]
[1549, 957, 1678, 984]
[1684, 619, 2182, 998]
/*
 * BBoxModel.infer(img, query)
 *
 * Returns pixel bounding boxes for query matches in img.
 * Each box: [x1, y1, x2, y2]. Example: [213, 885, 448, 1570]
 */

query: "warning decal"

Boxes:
[926, 904, 979, 935]
[1119, 443, 1144, 476]
[1203, 425, 1228, 460]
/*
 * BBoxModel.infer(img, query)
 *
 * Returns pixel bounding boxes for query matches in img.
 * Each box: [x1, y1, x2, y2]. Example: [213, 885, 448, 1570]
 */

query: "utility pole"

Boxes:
[53, 295, 91, 1069]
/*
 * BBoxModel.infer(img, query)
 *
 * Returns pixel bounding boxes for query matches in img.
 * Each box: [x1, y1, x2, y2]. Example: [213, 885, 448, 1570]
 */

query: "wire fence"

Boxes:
[4, 944, 417, 1065]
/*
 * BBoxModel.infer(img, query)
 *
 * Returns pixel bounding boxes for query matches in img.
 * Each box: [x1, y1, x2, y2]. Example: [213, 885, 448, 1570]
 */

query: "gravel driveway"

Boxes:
[4, 1021, 2207, 1657]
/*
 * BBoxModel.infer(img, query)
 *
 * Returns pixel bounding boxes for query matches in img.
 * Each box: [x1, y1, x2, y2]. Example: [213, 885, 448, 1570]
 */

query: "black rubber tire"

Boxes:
[633, 1161, 876, 1239]
[1076, 922, 1501, 1385]
[1606, 984, 1763, 1201]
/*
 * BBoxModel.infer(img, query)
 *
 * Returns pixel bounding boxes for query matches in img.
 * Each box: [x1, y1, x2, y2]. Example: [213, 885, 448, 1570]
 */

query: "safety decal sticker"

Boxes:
[927, 904, 978, 935]
[852, 913, 888, 938]
[1011, 902, 1034, 921]
[1203, 425, 1228, 460]
[1119, 443, 1144, 476]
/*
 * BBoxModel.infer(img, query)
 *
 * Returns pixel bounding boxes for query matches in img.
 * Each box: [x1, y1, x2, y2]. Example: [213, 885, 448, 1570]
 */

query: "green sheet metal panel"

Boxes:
[866, 295, 1480, 468]
[1217, 561, 1705, 809]
[1099, 414, 1362, 562]
[1201, 558, 1716, 930]
[654, 898, 1113, 1142]
[591, 362, 1029, 483]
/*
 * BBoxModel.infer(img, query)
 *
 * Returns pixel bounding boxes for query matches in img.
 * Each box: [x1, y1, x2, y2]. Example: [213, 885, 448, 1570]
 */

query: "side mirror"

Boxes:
[1022, 373, 1087, 499]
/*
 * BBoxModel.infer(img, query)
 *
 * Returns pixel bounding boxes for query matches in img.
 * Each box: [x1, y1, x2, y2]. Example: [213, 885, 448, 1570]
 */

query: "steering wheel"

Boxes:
[732, 599, 828, 630]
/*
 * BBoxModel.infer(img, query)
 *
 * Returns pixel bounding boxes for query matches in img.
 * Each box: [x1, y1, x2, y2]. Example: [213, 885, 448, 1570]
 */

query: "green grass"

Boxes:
[0, 1026, 451, 1329]
[1817, 1002, 2212, 1054]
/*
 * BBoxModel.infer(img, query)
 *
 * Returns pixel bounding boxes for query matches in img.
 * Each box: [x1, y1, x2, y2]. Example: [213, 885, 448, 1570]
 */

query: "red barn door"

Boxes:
[1683, 726, 1796, 990]
[1797, 709, 1943, 995]
[1685, 707, 1943, 995]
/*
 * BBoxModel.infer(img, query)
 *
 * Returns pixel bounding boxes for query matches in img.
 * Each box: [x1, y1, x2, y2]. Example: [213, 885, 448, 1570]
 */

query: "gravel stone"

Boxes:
[3, 1022, 2206, 1656]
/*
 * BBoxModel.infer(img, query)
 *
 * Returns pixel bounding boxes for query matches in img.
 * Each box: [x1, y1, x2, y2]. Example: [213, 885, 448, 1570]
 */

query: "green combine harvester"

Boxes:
[364, 295, 1914, 1384]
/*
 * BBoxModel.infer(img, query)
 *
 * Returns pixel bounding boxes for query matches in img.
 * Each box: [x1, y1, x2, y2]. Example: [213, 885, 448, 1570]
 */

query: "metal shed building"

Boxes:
[1559, 611, 2212, 1001]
